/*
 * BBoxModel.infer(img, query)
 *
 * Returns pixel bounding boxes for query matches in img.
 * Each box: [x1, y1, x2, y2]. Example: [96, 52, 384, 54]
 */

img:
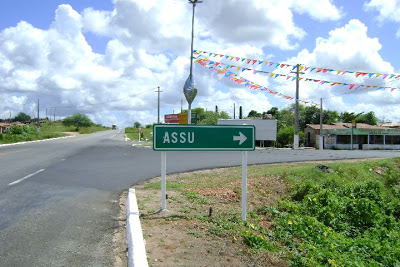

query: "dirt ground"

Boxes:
[120, 168, 289, 267]
[114, 159, 381, 266]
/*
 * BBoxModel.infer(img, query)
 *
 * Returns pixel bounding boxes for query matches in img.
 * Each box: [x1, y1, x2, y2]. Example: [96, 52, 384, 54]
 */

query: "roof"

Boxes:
[380, 122, 400, 128]
[306, 123, 388, 130]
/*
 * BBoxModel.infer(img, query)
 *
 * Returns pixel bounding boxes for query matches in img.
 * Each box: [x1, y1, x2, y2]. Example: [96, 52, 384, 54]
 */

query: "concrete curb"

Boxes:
[126, 188, 149, 267]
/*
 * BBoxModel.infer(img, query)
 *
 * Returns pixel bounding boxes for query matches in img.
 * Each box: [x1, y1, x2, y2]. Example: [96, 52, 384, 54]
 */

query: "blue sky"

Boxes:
[0, 0, 399, 126]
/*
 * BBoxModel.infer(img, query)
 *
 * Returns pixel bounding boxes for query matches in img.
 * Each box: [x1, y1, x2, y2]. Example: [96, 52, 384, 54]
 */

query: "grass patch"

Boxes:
[139, 158, 400, 266]
[125, 127, 153, 142]
[0, 122, 109, 144]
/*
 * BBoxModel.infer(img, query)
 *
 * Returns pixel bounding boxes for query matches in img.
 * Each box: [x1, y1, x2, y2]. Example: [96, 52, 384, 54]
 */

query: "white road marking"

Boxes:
[8, 169, 45, 186]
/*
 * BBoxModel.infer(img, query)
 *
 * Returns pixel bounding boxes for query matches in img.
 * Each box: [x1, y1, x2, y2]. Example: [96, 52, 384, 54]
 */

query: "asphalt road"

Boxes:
[0, 130, 399, 266]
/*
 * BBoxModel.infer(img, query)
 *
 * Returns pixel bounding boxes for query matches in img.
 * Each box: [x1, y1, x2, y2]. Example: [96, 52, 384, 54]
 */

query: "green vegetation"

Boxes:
[261, 159, 400, 266]
[140, 158, 400, 266]
[40, 121, 108, 134]
[0, 124, 63, 144]
[182, 107, 230, 124]
[14, 112, 32, 123]
[62, 113, 94, 131]
[125, 126, 153, 142]
[0, 120, 109, 144]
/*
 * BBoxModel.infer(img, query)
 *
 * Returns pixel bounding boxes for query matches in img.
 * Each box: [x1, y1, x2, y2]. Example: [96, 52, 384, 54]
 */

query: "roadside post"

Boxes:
[153, 124, 255, 220]
[138, 127, 142, 142]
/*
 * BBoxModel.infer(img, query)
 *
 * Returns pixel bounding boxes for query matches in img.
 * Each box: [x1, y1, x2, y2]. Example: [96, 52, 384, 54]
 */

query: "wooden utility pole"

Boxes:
[320, 98, 323, 150]
[156, 87, 163, 123]
[291, 64, 304, 149]
[37, 99, 40, 129]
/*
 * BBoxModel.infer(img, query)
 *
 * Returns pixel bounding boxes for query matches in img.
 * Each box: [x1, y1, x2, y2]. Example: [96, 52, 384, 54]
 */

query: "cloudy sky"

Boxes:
[1, 0, 399, 127]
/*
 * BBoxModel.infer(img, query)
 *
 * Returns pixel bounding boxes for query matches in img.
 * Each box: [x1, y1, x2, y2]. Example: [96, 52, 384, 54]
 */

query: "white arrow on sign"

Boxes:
[233, 132, 247, 145]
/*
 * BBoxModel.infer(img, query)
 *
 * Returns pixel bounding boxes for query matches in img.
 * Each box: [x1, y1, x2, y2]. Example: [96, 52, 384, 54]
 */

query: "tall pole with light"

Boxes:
[183, 0, 203, 124]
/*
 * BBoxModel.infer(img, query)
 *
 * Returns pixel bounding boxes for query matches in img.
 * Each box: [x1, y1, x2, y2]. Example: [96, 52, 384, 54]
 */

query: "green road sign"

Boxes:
[153, 124, 255, 151]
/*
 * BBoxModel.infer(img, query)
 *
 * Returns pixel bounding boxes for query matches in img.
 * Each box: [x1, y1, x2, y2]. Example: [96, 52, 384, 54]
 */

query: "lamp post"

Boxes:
[183, 0, 203, 124]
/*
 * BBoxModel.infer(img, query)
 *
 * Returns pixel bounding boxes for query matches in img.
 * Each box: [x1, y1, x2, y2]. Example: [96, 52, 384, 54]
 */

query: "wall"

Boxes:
[325, 143, 359, 150]
[362, 144, 400, 150]
[218, 119, 277, 141]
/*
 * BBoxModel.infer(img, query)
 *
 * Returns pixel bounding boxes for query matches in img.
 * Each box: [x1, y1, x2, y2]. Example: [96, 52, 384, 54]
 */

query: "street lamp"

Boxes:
[183, 0, 203, 124]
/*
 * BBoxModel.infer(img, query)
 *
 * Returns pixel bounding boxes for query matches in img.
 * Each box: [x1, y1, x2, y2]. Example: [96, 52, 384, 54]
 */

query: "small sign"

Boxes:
[165, 114, 179, 124]
[153, 124, 255, 151]
[178, 113, 197, 124]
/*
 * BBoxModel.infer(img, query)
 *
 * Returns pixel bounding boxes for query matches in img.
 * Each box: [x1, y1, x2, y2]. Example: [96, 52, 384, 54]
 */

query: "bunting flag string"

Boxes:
[193, 50, 400, 81]
[195, 58, 318, 106]
[195, 58, 400, 92]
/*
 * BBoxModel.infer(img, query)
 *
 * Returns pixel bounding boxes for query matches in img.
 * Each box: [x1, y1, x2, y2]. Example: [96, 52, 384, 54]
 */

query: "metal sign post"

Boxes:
[241, 151, 248, 221]
[161, 151, 167, 210]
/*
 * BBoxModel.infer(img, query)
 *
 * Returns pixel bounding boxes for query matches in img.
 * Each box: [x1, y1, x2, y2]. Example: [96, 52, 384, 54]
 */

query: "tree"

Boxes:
[356, 111, 378, 125]
[276, 126, 305, 147]
[266, 107, 279, 117]
[323, 110, 339, 124]
[62, 113, 93, 131]
[277, 108, 294, 130]
[134, 122, 141, 128]
[219, 111, 230, 119]
[198, 110, 231, 125]
[303, 105, 320, 128]
[247, 110, 261, 118]
[198, 111, 218, 125]
[14, 112, 31, 123]
[340, 111, 361, 123]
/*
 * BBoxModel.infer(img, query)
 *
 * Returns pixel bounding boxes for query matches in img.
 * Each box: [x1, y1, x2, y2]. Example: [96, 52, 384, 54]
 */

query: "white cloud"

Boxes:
[364, 0, 400, 23]
[297, 20, 393, 72]
[364, 0, 400, 37]
[82, 0, 342, 52]
[1, 1, 398, 127]
[82, 8, 112, 36]
[283, 19, 399, 118]
[291, 0, 342, 21]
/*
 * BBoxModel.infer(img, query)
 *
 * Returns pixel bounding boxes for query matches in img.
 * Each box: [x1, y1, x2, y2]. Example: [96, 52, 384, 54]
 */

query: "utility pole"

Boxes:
[291, 64, 304, 149]
[156, 86, 163, 123]
[319, 98, 323, 150]
[37, 99, 40, 130]
[233, 103, 236, 119]
[53, 107, 56, 122]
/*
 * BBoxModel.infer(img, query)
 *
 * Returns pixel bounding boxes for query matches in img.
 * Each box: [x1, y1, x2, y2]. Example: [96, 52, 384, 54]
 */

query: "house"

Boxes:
[380, 122, 400, 129]
[0, 122, 26, 134]
[0, 123, 11, 134]
[305, 123, 400, 150]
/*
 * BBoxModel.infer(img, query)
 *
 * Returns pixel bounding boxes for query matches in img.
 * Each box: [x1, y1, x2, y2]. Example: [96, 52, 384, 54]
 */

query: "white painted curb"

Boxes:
[126, 188, 149, 267]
